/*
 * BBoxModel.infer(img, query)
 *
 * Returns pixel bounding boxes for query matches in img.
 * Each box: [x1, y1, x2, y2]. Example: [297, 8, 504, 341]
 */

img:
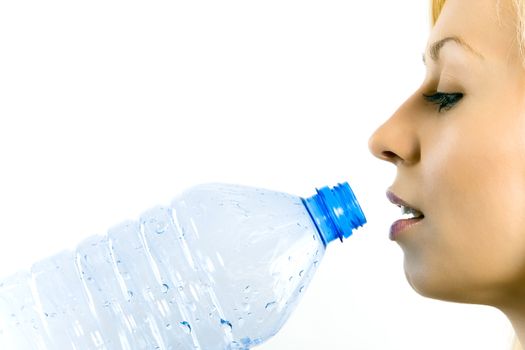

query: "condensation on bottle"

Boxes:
[0, 182, 366, 349]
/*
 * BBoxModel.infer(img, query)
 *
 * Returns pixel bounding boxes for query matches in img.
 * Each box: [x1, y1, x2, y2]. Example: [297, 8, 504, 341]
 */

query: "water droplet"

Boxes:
[178, 285, 184, 292]
[265, 302, 276, 310]
[155, 221, 168, 234]
[313, 260, 319, 267]
[299, 270, 304, 277]
[179, 321, 191, 334]
[165, 323, 172, 330]
[127, 290, 134, 300]
[289, 276, 293, 282]
[244, 285, 250, 292]
[161, 283, 169, 293]
[220, 318, 233, 331]
[103, 301, 110, 308]
[299, 286, 305, 293]
[288, 256, 292, 261]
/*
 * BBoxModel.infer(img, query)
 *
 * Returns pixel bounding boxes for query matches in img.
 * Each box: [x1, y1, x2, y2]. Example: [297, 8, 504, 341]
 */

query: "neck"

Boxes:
[512, 338, 522, 350]
[508, 314, 525, 349]
[498, 301, 525, 349]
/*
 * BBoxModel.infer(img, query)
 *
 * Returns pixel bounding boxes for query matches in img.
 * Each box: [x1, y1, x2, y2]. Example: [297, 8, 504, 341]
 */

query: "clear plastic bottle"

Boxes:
[0, 182, 366, 350]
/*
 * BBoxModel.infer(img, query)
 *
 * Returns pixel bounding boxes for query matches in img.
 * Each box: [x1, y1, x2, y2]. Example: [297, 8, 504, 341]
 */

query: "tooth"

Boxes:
[401, 212, 416, 219]
[401, 206, 422, 219]
[401, 208, 415, 218]
[401, 206, 413, 215]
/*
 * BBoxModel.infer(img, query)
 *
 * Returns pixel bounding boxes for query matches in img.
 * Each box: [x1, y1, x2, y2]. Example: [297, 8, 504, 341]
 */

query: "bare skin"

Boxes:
[369, 0, 525, 345]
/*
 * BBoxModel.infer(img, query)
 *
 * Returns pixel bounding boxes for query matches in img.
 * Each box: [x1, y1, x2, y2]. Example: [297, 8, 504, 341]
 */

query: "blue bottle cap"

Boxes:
[302, 182, 366, 246]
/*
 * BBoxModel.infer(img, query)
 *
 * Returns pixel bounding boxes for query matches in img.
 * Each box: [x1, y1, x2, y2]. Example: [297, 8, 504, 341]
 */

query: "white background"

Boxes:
[0, 0, 515, 349]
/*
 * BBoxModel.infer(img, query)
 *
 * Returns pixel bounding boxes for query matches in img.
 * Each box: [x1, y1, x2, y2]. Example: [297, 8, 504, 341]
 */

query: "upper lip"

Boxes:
[386, 190, 424, 216]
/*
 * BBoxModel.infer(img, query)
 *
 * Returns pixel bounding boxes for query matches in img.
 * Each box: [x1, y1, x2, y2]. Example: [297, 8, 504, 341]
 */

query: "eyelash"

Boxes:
[423, 92, 464, 112]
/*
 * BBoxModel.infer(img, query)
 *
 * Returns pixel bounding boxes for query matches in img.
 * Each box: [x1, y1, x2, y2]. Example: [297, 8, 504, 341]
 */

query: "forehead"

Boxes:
[428, 0, 519, 63]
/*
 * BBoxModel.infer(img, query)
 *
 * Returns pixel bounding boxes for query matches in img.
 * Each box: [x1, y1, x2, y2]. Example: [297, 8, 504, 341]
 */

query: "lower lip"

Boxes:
[389, 217, 424, 240]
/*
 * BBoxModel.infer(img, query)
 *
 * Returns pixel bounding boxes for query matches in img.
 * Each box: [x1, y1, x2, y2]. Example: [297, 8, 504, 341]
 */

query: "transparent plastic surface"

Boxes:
[0, 183, 326, 349]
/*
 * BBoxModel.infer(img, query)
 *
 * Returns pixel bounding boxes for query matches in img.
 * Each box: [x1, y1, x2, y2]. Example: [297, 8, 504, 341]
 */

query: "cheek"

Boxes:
[407, 120, 525, 300]
[425, 108, 525, 239]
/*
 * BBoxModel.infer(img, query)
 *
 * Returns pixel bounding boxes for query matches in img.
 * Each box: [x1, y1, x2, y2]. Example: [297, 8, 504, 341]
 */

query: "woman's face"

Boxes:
[369, 0, 525, 307]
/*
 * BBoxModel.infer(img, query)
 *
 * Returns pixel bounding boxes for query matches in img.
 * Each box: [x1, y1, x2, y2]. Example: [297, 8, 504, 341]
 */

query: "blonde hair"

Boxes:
[430, 0, 447, 25]
[514, 0, 525, 60]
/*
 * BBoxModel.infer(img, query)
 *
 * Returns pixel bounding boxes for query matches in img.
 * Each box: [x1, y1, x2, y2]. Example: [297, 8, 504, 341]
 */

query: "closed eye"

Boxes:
[423, 92, 464, 112]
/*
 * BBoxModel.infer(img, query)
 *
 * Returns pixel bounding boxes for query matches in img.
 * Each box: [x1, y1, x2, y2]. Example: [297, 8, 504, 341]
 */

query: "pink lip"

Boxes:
[386, 191, 416, 210]
[389, 217, 424, 240]
[386, 190, 424, 241]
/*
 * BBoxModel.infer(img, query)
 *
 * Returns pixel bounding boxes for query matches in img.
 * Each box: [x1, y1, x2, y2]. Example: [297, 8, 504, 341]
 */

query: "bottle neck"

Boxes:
[301, 182, 366, 246]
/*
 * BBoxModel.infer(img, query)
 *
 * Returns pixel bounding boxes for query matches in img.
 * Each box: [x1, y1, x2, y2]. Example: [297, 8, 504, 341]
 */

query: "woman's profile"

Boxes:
[369, 0, 525, 348]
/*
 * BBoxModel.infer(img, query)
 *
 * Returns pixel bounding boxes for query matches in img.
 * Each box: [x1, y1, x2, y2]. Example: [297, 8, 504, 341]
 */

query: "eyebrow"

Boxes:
[422, 36, 484, 65]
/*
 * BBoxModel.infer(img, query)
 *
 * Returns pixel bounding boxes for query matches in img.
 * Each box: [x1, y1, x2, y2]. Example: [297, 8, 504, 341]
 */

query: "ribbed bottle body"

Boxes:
[0, 184, 326, 349]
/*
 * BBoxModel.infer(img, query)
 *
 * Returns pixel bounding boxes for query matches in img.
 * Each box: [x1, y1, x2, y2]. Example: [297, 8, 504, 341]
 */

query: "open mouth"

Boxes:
[399, 205, 424, 220]
[387, 190, 424, 218]
[387, 191, 424, 239]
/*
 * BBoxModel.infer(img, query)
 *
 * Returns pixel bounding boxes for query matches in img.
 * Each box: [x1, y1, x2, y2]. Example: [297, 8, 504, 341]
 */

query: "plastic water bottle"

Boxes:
[0, 182, 366, 350]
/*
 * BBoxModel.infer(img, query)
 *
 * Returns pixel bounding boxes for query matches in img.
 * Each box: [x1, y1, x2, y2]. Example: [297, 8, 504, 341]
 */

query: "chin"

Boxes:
[403, 263, 478, 304]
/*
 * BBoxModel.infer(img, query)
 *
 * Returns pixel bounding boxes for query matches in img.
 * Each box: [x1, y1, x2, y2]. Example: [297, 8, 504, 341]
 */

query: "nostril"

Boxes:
[381, 150, 398, 160]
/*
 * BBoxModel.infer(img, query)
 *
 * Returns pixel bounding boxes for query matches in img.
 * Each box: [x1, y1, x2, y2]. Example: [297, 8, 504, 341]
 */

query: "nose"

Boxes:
[368, 98, 421, 166]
